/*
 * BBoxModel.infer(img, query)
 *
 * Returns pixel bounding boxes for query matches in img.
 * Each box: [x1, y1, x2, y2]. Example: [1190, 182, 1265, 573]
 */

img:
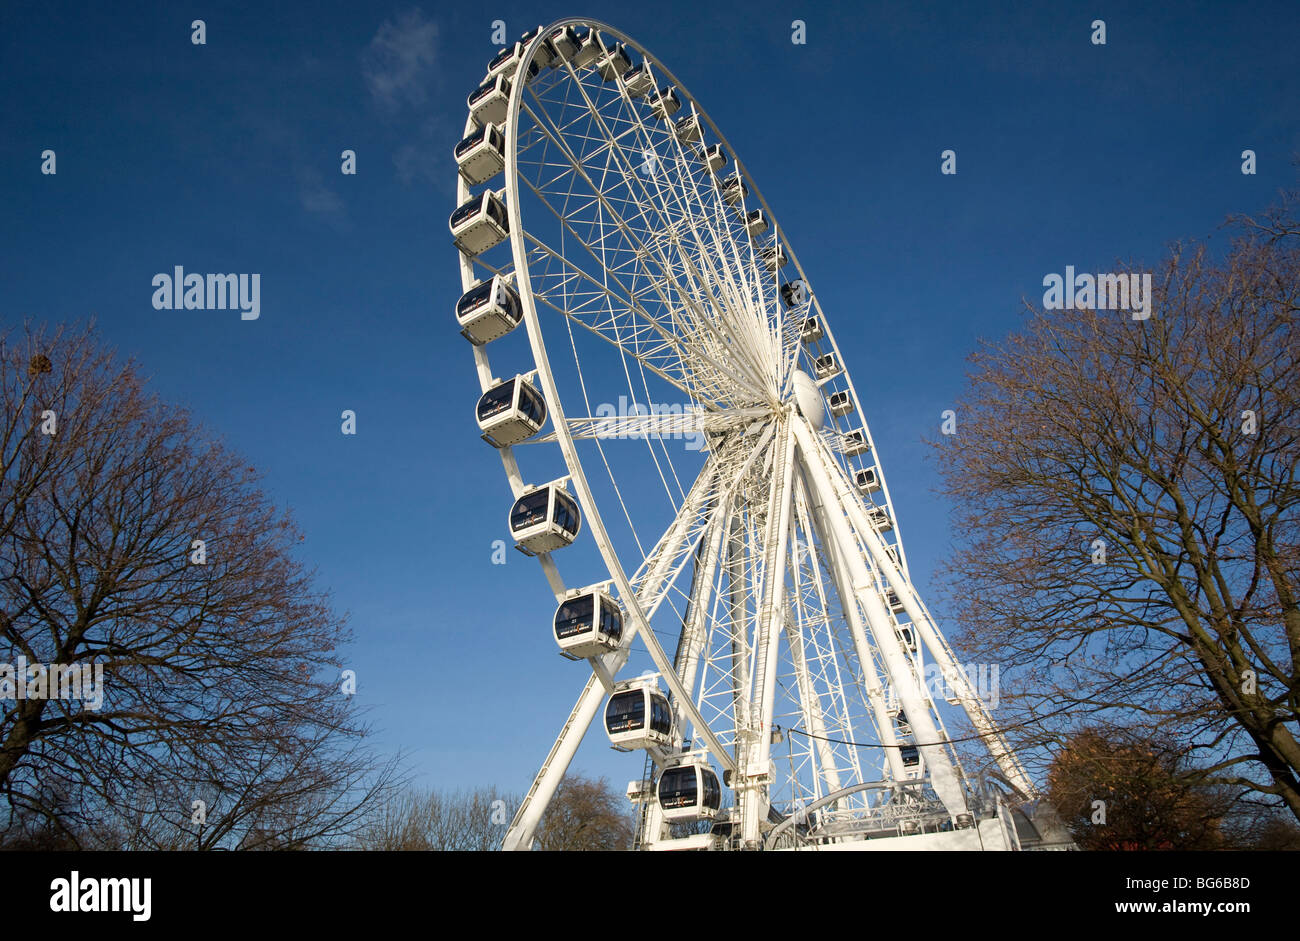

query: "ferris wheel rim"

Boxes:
[456, 19, 997, 837]
[470, 17, 908, 776]
[452, 19, 1043, 850]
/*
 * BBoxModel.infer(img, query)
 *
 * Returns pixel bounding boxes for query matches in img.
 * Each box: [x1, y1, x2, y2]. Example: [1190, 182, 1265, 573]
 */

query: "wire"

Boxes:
[787, 696, 1089, 750]
[787, 650, 1176, 750]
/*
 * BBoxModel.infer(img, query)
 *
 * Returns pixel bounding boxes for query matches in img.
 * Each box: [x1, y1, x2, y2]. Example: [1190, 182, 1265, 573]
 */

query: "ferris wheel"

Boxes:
[452, 18, 1042, 851]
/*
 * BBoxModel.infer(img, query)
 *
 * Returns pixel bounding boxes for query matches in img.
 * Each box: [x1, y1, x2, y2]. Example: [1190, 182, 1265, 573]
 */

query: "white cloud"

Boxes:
[362, 9, 438, 111]
[297, 168, 346, 222]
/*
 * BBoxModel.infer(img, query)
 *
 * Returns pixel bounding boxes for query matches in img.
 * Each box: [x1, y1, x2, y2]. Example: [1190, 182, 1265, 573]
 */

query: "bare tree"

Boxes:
[353, 785, 518, 850]
[357, 775, 634, 851]
[0, 322, 398, 848]
[534, 774, 633, 851]
[932, 198, 1300, 821]
[1222, 805, 1300, 849]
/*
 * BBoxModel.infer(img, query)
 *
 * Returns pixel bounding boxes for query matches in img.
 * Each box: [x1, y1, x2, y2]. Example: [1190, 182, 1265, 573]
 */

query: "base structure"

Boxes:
[501, 406, 1072, 852]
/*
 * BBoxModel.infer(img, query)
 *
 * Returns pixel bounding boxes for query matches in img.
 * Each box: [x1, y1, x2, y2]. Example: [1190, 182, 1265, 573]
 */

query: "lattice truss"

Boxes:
[631, 427, 960, 816]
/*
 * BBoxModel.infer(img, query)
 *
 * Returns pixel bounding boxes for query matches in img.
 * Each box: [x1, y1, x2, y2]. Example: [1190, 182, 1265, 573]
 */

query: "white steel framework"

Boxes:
[452, 18, 1040, 851]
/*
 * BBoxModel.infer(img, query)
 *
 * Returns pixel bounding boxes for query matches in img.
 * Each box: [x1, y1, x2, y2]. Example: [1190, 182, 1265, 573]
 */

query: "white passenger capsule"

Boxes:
[450, 190, 509, 256]
[813, 352, 841, 379]
[780, 280, 809, 308]
[799, 315, 823, 343]
[828, 390, 854, 417]
[605, 684, 673, 749]
[545, 25, 581, 64]
[759, 241, 787, 270]
[673, 111, 702, 142]
[487, 41, 540, 83]
[476, 375, 547, 447]
[509, 483, 581, 555]
[572, 27, 604, 68]
[455, 275, 521, 345]
[621, 61, 655, 98]
[744, 208, 769, 237]
[657, 761, 722, 821]
[595, 39, 631, 80]
[468, 74, 511, 126]
[553, 588, 623, 659]
[453, 122, 505, 185]
[721, 174, 748, 206]
[647, 85, 681, 119]
[854, 467, 881, 494]
[866, 504, 893, 532]
[519, 27, 555, 69]
[888, 590, 909, 617]
[700, 143, 727, 173]
[842, 429, 871, 457]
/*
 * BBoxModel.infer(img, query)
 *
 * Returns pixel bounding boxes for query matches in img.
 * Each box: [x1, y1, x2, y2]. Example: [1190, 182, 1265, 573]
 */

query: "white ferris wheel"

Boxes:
[452, 18, 1043, 851]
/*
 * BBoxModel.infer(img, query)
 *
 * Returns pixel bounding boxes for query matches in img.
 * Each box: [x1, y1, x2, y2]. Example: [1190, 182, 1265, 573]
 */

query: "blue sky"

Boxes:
[2, 0, 1297, 798]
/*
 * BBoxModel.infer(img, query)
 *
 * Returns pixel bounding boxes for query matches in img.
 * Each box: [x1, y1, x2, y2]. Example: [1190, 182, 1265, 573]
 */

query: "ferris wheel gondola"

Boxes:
[467, 74, 511, 126]
[544, 25, 581, 64]
[594, 38, 631, 81]
[455, 275, 521, 345]
[620, 61, 655, 99]
[605, 683, 673, 750]
[553, 588, 623, 658]
[854, 466, 882, 494]
[508, 483, 580, 555]
[657, 760, 722, 821]
[720, 174, 747, 206]
[827, 390, 854, 417]
[487, 41, 540, 84]
[673, 110, 702, 142]
[647, 86, 681, 119]
[798, 314, 822, 342]
[476, 375, 546, 447]
[449, 190, 508, 256]
[454, 123, 506, 186]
